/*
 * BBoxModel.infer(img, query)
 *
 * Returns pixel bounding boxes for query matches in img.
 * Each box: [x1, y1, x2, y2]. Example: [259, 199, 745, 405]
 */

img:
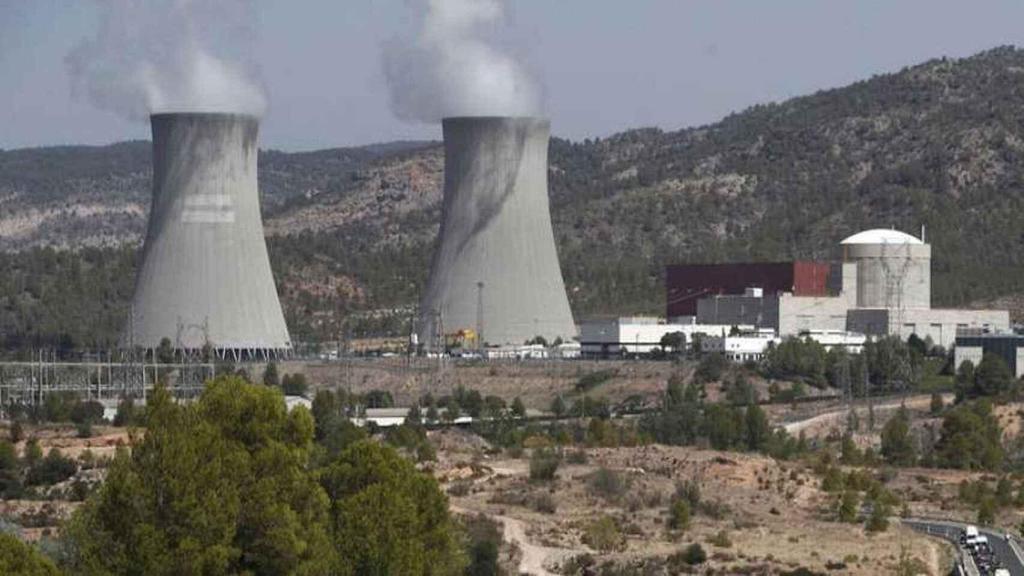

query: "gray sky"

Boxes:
[2, 0, 1023, 150]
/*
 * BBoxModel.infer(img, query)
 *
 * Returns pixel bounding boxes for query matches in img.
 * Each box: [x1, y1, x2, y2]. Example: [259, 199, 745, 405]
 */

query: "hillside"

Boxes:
[4, 46, 1024, 349]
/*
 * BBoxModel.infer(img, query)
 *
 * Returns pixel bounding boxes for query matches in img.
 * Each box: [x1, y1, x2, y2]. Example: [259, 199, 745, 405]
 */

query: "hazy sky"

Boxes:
[2, 0, 1024, 150]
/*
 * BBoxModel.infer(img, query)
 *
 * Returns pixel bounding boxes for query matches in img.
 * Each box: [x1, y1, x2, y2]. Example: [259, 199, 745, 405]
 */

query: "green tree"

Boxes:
[974, 353, 1014, 398]
[763, 337, 828, 387]
[550, 395, 566, 418]
[978, 496, 996, 525]
[262, 361, 280, 388]
[0, 533, 61, 576]
[112, 397, 137, 427]
[880, 406, 916, 466]
[695, 353, 728, 383]
[930, 392, 944, 415]
[667, 498, 691, 530]
[839, 433, 862, 465]
[23, 439, 42, 468]
[156, 337, 175, 364]
[955, 360, 976, 402]
[320, 440, 465, 576]
[660, 331, 686, 356]
[64, 378, 336, 576]
[703, 404, 742, 450]
[837, 490, 859, 523]
[281, 373, 309, 396]
[744, 403, 771, 451]
[511, 397, 526, 419]
[935, 400, 1004, 471]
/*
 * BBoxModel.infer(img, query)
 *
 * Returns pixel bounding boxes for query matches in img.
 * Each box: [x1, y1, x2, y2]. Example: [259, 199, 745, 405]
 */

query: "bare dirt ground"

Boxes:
[283, 358, 682, 409]
[431, 429, 948, 575]
[781, 394, 952, 442]
[279, 357, 835, 415]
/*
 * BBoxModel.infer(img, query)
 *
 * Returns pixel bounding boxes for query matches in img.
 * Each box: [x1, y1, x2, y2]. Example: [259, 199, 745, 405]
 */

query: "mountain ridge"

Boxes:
[3, 46, 1024, 348]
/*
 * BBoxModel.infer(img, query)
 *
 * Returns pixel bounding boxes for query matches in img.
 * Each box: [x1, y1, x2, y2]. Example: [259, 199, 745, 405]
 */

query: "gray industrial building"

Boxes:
[692, 229, 1008, 348]
[123, 113, 291, 360]
[418, 117, 577, 348]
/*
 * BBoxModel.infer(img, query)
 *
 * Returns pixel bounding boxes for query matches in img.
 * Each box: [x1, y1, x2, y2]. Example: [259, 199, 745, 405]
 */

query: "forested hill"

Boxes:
[4, 46, 1024, 349]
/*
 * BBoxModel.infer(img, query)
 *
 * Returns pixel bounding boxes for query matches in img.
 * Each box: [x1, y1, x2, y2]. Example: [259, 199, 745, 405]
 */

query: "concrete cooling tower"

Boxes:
[418, 117, 577, 349]
[124, 113, 291, 359]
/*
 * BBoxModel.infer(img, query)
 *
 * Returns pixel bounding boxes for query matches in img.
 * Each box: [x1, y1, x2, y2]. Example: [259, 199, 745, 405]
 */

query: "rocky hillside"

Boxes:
[4, 46, 1024, 349]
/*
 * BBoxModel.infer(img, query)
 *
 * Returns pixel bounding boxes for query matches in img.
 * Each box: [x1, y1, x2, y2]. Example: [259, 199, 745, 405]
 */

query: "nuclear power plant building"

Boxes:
[418, 117, 577, 348]
[123, 113, 291, 359]
[669, 228, 1008, 348]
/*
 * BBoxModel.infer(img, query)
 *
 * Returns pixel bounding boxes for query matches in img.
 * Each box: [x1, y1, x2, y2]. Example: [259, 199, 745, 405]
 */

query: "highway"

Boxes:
[904, 518, 1024, 576]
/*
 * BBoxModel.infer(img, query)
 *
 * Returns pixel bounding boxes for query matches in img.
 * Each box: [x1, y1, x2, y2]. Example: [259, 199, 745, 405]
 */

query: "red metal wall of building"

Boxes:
[665, 261, 831, 317]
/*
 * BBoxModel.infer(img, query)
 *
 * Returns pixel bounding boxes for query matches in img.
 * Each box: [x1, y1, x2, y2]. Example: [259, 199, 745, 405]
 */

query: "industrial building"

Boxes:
[418, 117, 577, 349]
[672, 228, 1009, 348]
[579, 316, 742, 357]
[667, 261, 832, 317]
[954, 333, 1024, 378]
[702, 330, 780, 363]
[123, 113, 291, 360]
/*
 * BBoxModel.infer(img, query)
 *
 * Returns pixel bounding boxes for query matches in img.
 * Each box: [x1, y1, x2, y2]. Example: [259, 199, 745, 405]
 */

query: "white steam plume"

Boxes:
[67, 0, 266, 119]
[383, 0, 540, 122]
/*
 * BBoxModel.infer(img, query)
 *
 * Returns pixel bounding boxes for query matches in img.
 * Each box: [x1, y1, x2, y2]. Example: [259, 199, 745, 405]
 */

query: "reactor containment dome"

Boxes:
[123, 113, 291, 360]
[418, 117, 577, 349]
[841, 228, 930, 310]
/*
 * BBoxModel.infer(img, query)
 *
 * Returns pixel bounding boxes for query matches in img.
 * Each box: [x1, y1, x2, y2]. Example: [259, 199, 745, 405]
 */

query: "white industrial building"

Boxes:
[798, 330, 867, 353]
[579, 316, 746, 357]
[702, 330, 780, 362]
[692, 229, 1009, 348]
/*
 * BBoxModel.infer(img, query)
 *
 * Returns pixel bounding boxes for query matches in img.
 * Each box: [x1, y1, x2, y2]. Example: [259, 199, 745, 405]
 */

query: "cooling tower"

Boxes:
[123, 113, 290, 359]
[418, 117, 576, 349]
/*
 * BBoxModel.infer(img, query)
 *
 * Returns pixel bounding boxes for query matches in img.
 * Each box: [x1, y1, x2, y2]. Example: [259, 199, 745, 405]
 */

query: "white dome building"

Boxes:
[840, 228, 931, 310]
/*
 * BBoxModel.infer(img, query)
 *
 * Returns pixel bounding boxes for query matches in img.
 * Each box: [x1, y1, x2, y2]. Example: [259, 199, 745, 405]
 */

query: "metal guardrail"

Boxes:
[903, 519, 979, 576]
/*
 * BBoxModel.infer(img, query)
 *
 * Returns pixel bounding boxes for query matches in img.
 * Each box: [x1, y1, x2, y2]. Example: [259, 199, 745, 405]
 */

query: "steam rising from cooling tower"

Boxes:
[383, 0, 540, 122]
[125, 113, 290, 358]
[66, 0, 265, 119]
[418, 117, 576, 348]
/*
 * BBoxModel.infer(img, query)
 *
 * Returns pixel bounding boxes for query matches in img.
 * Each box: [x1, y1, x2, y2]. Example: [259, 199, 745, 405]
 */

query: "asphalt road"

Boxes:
[904, 519, 1024, 576]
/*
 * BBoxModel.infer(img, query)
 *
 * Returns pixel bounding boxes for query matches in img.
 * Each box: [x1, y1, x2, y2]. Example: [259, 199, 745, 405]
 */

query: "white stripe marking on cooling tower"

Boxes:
[181, 194, 235, 223]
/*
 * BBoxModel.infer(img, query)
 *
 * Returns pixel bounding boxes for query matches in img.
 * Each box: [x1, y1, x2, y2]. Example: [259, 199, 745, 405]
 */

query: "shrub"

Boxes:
[708, 530, 732, 548]
[282, 373, 309, 397]
[838, 491, 859, 523]
[582, 516, 624, 551]
[0, 532, 61, 575]
[529, 448, 560, 482]
[0, 440, 17, 472]
[672, 543, 707, 566]
[25, 449, 77, 486]
[566, 449, 588, 465]
[9, 421, 24, 443]
[463, 514, 502, 576]
[587, 467, 630, 502]
[674, 480, 701, 508]
[532, 492, 557, 514]
[575, 369, 617, 393]
[70, 401, 104, 426]
[667, 499, 691, 531]
[112, 398, 137, 427]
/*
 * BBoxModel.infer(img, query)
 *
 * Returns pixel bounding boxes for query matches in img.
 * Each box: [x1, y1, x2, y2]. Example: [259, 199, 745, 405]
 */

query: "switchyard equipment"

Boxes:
[418, 117, 576, 349]
[0, 349, 213, 418]
[123, 113, 291, 360]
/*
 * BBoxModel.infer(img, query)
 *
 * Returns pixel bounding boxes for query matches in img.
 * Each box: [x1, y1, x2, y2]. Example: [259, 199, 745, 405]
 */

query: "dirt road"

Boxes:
[781, 393, 949, 436]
